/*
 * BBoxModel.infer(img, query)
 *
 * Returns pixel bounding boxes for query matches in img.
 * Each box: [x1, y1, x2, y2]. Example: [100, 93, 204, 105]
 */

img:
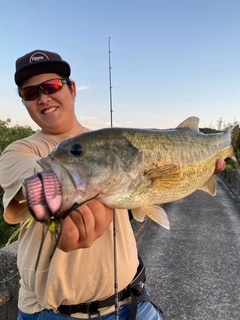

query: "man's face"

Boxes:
[21, 73, 77, 134]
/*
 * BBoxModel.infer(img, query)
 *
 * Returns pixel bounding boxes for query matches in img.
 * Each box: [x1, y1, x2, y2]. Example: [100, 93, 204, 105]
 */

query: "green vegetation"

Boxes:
[0, 119, 34, 247]
[200, 122, 240, 166]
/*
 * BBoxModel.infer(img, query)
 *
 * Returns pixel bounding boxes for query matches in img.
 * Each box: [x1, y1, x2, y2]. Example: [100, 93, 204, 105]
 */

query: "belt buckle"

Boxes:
[137, 281, 145, 293]
[133, 280, 145, 296]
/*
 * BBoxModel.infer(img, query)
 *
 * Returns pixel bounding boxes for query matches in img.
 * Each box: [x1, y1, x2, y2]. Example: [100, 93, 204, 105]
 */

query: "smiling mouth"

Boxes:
[42, 106, 58, 114]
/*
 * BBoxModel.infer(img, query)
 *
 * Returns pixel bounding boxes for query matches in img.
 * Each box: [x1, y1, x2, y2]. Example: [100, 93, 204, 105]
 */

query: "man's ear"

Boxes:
[70, 80, 77, 98]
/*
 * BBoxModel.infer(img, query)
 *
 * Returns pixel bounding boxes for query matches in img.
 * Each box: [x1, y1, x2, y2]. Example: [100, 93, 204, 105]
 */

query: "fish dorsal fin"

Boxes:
[132, 205, 170, 230]
[198, 174, 216, 196]
[145, 163, 182, 189]
[176, 116, 200, 131]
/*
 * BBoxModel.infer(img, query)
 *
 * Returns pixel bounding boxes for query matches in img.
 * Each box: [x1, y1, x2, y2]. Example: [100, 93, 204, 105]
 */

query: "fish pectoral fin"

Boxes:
[198, 175, 216, 196]
[132, 205, 170, 230]
[145, 164, 182, 189]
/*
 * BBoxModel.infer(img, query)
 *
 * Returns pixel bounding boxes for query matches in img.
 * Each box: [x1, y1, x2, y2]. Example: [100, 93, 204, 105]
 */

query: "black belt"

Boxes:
[58, 287, 131, 317]
[58, 256, 162, 319]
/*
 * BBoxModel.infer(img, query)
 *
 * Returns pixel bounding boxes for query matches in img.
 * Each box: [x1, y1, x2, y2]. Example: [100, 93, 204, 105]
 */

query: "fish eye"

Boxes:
[70, 144, 83, 156]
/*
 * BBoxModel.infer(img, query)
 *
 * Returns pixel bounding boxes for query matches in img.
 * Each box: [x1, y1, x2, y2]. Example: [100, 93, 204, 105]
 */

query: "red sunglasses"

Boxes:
[18, 79, 70, 101]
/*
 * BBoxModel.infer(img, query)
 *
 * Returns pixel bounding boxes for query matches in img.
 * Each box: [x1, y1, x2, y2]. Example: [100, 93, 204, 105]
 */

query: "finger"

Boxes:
[60, 204, 96, 250]
[72, 203, 96, 237]
[86, 200, 113, 237]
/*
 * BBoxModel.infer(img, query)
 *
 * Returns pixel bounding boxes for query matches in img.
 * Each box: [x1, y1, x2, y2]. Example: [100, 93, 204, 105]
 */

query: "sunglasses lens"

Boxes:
[19, 87, 38, 101]
[41, 80, 63, 95]
[19, 79, 67, 101]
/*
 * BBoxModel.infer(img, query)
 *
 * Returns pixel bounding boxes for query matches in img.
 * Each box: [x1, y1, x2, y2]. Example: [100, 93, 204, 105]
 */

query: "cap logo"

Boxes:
[29, 52, 50, 64]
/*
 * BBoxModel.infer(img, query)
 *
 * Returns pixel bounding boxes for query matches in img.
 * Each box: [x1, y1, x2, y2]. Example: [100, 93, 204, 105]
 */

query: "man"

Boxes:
[0, 49, 225, 320]
[0, 50, 166, 320]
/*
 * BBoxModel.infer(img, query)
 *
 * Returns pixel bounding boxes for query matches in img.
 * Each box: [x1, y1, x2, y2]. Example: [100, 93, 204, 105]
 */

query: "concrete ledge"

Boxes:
[0, 241, 19, 320]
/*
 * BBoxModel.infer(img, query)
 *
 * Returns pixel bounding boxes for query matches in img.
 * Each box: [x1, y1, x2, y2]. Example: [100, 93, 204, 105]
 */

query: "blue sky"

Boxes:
[0, 0, 240, 131]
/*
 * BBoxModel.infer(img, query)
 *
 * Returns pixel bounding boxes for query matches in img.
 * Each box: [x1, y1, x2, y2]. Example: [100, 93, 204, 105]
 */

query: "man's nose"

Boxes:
[37, 89, 51, 103]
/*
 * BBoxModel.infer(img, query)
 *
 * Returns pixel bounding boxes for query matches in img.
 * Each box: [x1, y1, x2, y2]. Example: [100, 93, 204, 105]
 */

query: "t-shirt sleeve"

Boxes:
[0, 139, 42, 224]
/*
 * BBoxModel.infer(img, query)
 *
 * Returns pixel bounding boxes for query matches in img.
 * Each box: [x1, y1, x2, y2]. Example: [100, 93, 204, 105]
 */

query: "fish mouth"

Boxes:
[37, 157, 87, 192]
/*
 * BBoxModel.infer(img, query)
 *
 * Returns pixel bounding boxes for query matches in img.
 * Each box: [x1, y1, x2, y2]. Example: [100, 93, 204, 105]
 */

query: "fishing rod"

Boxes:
[108, 37, 114, 128]
[108, 37, 119, 320]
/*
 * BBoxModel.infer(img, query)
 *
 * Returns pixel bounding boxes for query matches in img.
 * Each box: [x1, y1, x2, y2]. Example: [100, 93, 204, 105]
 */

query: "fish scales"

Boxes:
[108, 127, 233, 203]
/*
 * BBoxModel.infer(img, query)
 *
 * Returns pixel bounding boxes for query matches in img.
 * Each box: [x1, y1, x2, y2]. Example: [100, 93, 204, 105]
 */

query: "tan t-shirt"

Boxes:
[0, 130, 139, 317]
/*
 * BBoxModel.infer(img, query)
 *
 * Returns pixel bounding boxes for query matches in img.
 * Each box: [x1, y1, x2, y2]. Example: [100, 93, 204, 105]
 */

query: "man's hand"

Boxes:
[215, 159, 226, 173]
[58, 199, 113, 251]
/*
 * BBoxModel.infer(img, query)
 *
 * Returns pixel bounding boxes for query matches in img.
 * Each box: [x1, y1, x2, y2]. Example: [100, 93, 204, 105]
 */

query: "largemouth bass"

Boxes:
[25, 116, 240, 230]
